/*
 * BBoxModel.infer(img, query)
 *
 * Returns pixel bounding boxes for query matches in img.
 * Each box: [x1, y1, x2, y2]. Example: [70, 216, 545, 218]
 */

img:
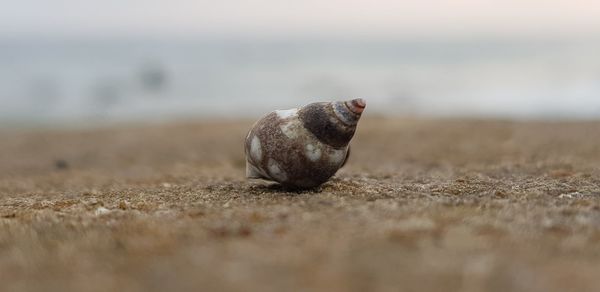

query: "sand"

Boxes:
[1, 117, 600, 292]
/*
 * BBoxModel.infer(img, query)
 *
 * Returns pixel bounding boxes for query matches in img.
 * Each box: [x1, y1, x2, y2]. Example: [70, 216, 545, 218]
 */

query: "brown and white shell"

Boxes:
[244, 98, 366, 188]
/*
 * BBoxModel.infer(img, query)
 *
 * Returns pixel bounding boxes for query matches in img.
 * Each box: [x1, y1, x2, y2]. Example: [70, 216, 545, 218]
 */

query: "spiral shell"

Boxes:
[244, 98, 366, 188]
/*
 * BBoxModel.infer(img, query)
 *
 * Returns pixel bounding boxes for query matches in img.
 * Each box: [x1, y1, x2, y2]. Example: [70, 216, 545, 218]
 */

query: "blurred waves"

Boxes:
[1, 37, 600, 126]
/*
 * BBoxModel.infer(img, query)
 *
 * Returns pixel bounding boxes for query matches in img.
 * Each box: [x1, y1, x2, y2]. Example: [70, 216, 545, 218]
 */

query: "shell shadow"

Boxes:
[247, 183, 323, 196]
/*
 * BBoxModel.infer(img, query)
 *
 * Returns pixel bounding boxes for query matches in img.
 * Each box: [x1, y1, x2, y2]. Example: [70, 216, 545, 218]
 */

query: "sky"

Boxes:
[2, 0, 600, 39]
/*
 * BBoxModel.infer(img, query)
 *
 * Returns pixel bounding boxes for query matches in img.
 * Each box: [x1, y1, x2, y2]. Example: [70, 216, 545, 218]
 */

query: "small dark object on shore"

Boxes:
[54, 159, 69, 170]
[245, 98, 366, 189]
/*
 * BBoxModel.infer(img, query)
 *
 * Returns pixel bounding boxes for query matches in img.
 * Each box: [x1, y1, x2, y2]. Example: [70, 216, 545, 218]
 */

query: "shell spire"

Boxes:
[245, 98, 366, 189]
[298, 98, 366, 148]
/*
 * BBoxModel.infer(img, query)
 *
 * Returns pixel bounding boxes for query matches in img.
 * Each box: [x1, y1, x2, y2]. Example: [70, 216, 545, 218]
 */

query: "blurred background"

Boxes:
[1, 0, 600, 127]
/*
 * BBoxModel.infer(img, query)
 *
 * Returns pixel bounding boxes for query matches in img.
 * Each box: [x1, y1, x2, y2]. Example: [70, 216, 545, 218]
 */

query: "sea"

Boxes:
[1, 37, 600, 127]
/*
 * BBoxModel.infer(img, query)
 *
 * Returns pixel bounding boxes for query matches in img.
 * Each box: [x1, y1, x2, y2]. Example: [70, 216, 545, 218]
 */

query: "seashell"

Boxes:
[244, 98, 366, 188]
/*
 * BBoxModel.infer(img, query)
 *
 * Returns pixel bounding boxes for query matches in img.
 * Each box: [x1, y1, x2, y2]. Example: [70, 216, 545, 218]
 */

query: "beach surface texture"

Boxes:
[1, 118, 600, 292]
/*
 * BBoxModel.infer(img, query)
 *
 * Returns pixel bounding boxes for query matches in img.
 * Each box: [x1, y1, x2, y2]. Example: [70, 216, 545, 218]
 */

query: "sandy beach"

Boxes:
[1, 117, 600, 292]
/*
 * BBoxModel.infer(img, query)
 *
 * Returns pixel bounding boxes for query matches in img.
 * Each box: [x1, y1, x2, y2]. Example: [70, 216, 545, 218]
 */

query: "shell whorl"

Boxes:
[299, 98, 365, 148]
